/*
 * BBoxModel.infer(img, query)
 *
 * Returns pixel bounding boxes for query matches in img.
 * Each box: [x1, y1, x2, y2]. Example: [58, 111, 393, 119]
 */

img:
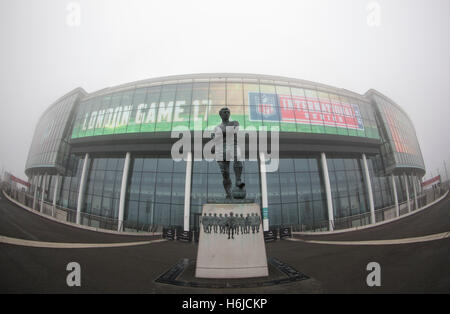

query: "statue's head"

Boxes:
[219, 107, 230, 121]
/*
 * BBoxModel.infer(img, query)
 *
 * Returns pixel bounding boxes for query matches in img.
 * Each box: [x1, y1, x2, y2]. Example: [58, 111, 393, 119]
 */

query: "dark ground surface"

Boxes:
[0, 192, 449, 293]
[294, 192, 450, 242]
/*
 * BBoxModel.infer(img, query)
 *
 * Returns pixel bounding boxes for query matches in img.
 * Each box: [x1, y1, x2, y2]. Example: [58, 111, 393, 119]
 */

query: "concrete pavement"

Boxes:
[0, 192, 449, 293]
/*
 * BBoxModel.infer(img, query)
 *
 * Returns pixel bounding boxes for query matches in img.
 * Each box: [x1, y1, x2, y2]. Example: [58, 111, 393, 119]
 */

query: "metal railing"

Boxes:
[287, 186, 448, 233]
[3, 181, 448, 235]
[3, 189, 162, 234]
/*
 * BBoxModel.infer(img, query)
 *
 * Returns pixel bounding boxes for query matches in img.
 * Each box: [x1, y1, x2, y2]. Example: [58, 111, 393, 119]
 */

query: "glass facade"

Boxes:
[369, 91, 425, 173]
[25, 89, 85, 176]
[83, 157, 124, 220]
[125, 157, 186, 229]
[327, 156, 369, 219]
[266, 157, 327, 230]
[70, 78, 380, 140]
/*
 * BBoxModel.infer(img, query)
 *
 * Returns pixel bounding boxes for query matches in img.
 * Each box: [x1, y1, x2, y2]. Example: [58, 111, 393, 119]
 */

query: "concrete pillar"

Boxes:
[76, 153, 90, 225]
[32, 175, 38, 210]
[321, 152, 334, 231]
[362, 153, 375, 224]
[413, 175, 418, 210]
[183, 151, 193, 232]
[404, 173, 411, 213]
[391, 174, 399, 217]
[52, 174, 60, 217]
[118, 152, 131, 232]
[259, 152, 269, 232]
[40, 173, 47, 213]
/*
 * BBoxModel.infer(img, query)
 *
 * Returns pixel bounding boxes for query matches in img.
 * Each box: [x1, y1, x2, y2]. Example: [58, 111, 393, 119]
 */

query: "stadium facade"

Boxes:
[25, 73, 426, 233]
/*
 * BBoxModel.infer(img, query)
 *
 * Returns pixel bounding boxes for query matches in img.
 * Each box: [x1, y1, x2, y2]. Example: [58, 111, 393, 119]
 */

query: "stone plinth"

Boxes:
[195, 203, 268, 279]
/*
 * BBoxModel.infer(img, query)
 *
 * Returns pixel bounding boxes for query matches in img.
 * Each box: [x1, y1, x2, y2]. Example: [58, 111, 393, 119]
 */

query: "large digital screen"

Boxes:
[248, 92, 364, 130]
[71, 84, 379, 140]
[371, 92, 425, 170]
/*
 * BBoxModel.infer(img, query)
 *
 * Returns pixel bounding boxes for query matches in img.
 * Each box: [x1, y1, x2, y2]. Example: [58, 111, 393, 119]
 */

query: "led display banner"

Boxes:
[421, 175, 441, 188]
[248, 92, 364, 130]
[10, 175, 31, 188]
[71, 91, 372, 140]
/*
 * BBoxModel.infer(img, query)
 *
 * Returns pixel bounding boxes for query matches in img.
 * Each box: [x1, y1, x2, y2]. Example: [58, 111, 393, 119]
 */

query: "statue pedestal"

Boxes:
[195, 203, 269, 279]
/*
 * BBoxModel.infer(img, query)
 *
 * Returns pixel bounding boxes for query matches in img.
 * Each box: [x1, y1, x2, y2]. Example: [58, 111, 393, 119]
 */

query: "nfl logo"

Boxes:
[258, 99, 274, 115]
[249, 92, 280, 122]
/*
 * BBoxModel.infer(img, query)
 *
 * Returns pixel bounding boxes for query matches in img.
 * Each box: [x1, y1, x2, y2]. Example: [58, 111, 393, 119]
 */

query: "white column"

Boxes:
[321, 152, 334, 231]
[259, 152, 269, 232]
[118, 152, 131, 232]
[52, 174, 60, 217]
[76, 153, 90, 225]
[183, 151, 193, 232]
[413, 175, 418, 210]
[404, 173, 411, 213]
[40, 173, 47, 213]
[32, 175, 38, 210]
[391, 174, 399, 217]
[362, 153, 375, 224]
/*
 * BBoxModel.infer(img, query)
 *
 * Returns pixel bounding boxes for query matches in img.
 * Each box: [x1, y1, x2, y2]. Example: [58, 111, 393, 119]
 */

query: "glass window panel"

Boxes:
[209, 82, 226, 106]
[278, 159, 294, 172]
[191, 172, 207, 205]
[155, 84, 176, 132]
[243, 83, 261, 129]
[296, 172, 311, 202]
[313, 199, 326, 223]
[157, 158, 173, 172]
[290, 87, 312, 133]
[140, 174, 155, 202]
[190, 82, 209, 131]
[140, 86, 161, 133]
[310, 172, 324, 200]
[207, 173, 224, 201]
[268, 204, 281, 226]
[106, 158, 118, 170]
[294, 158, 309, 172]
[267, 172, 281, 204]
[171, 173, 185, 204]
[193, 159, 208, 173]
[259, 84, 280, 129]
[226, 82, 243, 105]
[132, 158, 144, 172]
[142, 158, 157, 172]
[279, 173, 297, 203]
[173, 159, 186, 173]
[127, 87, 147, 134]
[172, 83, 192, 130]
[276, 85, 296, 132]
[308, 158, 319, 172]
[155, 173, 172, 203]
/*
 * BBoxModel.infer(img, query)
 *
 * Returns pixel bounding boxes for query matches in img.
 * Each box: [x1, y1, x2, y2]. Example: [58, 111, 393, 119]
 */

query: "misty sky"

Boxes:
[0, 0, 449, 181]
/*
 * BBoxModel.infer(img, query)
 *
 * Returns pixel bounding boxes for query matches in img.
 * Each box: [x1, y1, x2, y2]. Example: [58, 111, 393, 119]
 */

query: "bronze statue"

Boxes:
[214, 107, 245, 199]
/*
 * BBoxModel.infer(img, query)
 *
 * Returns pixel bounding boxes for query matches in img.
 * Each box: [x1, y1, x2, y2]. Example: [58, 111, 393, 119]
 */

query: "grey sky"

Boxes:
[0, 0, 449, 181]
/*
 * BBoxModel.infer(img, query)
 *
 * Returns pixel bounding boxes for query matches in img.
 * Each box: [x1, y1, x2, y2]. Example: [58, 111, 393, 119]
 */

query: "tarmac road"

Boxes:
[0, 192, 449, 293]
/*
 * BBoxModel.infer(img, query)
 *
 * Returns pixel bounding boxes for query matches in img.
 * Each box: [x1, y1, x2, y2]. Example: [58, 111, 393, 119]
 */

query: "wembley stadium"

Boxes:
[21, 73, 427, 236]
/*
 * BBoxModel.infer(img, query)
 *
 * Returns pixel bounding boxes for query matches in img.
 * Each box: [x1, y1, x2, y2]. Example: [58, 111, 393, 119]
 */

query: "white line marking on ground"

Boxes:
[287, 231, 450, 246]
[0, 235, 166, 249]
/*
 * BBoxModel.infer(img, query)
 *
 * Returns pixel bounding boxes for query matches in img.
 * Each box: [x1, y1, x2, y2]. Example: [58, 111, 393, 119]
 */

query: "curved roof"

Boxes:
[82, 73, 370, 103]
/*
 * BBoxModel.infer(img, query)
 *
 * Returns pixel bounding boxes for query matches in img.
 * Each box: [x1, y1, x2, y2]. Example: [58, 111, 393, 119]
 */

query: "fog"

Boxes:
[1, 0, 449, 181]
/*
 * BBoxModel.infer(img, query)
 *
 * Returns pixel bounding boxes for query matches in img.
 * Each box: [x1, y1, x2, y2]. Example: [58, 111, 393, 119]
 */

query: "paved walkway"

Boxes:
[0, 191, 449, 293]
